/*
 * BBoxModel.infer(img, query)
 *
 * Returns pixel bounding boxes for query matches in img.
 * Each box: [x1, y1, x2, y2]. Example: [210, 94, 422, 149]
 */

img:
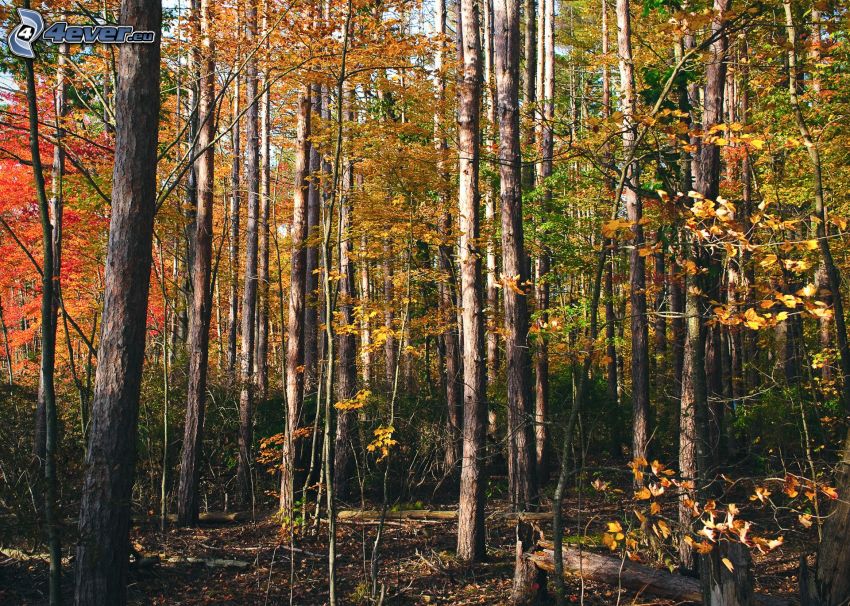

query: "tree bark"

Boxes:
[227, 14, 241, 380]
[25, 19, 63, 604]
[236, 0, 260, 508]
[74, 2, 161, 602]
[435, 0, 463, 474]
[281, 88, 310, 517]
[456, 0, 488, 562]
[256, 45, 271, 399]
[533, 0, 554, 486]
[616, 0, 650, 465]
[177, 0, 215, 527]
[333, 98, 358, 502]
[304, 84, 322, 397]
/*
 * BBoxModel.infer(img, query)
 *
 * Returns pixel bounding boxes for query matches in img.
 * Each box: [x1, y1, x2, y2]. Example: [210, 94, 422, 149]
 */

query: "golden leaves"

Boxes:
[367, 426, 397, 462]
[334, 389, 371, 411]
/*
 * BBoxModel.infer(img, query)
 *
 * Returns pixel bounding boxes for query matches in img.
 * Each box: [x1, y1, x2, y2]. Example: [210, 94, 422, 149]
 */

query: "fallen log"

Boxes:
[336, 509, 556, 522]
[528, 543, 793, 606]
[162, 555, 251, 569]
[162, 511, 253, 524]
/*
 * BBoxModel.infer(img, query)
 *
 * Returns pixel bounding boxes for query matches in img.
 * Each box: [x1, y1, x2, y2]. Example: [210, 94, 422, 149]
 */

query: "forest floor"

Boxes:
[2, 491, 808, 605]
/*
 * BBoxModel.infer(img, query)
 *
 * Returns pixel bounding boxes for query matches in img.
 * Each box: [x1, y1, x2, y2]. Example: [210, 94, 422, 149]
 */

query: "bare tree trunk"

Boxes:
[227, 8, 241, 380]
[383, 244, 396, 389]
[495, 0, 536, 510]
[177, 0, 215, 526]
[359, 233, 372, 387]
[25, 18, 63, 604]
[281, 88, 311, 517]
[533, 0, 554, 486]
[678, 264, 702, 572]
[256, 13, 271, 399]
[483, 0, 499, 385]
[304, 84, 322, 397]
[601, 0, 618, 408]
[692, 2, 754, 601]
[616, 0, 650, 465]
[494, 0, 540, 595]
[0, 293, 12, 385]
[333, 95, 358, 502]
[237, 0, 260, 508]
[74, 3, 162, 601]
[456, 0, 488, 562]
[435, 0, 463, 473]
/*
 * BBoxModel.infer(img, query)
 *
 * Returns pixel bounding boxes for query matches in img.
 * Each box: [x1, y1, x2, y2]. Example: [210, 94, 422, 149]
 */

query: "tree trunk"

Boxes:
[26, 20, 63, 604]
[74, 3, 162, 602]
[227, 24, 241, 380]
[533, 0, 554, 486]
[177, 0, 215, 527]
[236, 0, 260, 508]
[333, 99, 358, 502]
[678, 264, 703, 572]
[256, 54, 271, 399]
[281, 88, 310, 517]
[456, 0, 488, 562]
[383, 243, 397, 389]
[435, 0, 463, 473]
[304, 84, 322, 397]
[616, 0, 650, 465]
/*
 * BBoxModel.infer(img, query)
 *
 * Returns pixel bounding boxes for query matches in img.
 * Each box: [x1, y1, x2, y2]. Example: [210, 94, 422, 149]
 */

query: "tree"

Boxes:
[493, 0, 541, 594]
[615, 0, 650, 466]
[456, 0, 488, 562]
[434, 0, 462, 473]
[534, 0, 554, 484]
[177, 0, 216, 526]
[281, 87, 310, 518]
[74, 1, 162, 601]
[24, 16, 63, 604]
[236, 0, 261, 507]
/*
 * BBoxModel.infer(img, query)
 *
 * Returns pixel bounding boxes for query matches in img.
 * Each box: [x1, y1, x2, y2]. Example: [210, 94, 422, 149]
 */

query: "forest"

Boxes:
[0, 0, 849, 603]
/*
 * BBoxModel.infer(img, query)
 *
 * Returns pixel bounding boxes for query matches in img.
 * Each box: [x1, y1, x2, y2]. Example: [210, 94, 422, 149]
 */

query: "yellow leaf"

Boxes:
[635, 487, 652, 500]
[722, 557, 735, 572]
[607, 521, 623, 533]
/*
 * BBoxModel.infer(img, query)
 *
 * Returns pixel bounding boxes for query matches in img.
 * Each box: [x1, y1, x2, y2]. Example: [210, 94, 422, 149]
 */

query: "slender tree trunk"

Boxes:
[456, 0, 488, 562]
[359, 233, 372, 387]
[601, 0, 619, 408]
[383, 243, 396, 389]
[25, 18, 63, 604]
[227, 11, 241, 380]
[74, 3, 162, 601]
[616, 0, 650, 465]
[678, 263, 702, 571]
[435, 0, 463, 473]
[483, 0, 500, 385]
[495, 0, 536, 510]
[333, 95, 358, 502]
[256, 17, 271, 399]
[177, 0, 215, 526]
[281, 88, 311, 517]
[237, 0, 260, 507]
[0, 294, 12, 385]
[495, 0, 539, 592]
[533, 0, 554, 486]
[692, 1, 754, 601]
[304, 84, 322, 397]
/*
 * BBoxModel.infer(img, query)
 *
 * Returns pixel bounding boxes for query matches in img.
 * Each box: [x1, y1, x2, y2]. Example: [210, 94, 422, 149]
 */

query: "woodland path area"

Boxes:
[2, 494, 804, 605]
